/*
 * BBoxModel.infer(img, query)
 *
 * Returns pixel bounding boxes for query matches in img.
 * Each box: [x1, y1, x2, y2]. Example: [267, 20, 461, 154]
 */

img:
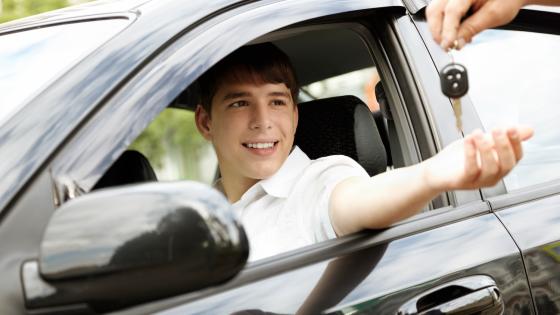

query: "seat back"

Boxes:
[295, 95, 387, 176]
[93, 150, 157, 190]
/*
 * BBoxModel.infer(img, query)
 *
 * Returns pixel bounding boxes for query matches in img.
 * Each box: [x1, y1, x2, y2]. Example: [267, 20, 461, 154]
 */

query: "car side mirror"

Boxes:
[22, 181, 248, 314]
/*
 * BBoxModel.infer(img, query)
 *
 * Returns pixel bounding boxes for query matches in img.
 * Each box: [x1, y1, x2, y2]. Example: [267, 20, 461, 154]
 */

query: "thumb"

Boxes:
[457, 2, 522, 45]
[457, 10, 497, 44]
[516, 125, 534, 141]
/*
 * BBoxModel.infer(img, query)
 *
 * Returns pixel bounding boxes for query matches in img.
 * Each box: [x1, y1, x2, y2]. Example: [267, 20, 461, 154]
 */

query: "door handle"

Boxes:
[398, 275, 504, 315]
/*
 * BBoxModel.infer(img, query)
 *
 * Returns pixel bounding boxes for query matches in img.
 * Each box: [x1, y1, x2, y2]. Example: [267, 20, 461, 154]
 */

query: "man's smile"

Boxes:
[242, 141, 279, 149]
[242, 141, 279, 155]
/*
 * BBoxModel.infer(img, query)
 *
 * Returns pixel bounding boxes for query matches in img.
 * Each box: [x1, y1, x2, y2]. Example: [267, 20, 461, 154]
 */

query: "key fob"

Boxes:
[440, 63, 469, 98]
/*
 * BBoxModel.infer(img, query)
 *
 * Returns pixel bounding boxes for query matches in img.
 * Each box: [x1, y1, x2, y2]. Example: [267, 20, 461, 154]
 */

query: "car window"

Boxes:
[452, 29, 560, 191]
[129, 108, 217, 185]
[0, 19, 128, 125]
[92, 24, 396, 262]
[302, 67, 381, 111]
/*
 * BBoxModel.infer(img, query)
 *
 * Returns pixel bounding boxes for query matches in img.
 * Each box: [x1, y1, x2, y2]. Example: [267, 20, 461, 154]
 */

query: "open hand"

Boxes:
[423, 126, 533, 191]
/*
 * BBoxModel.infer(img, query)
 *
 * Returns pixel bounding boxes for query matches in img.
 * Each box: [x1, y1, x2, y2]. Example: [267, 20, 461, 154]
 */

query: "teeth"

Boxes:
[246, 142, 275, 149]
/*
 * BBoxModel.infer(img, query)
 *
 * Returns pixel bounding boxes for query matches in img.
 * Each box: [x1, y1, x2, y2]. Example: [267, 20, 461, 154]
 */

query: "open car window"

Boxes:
[91, 21, 424, 263]
[128, 108, 217, 184]
[302, 67, 379, 109]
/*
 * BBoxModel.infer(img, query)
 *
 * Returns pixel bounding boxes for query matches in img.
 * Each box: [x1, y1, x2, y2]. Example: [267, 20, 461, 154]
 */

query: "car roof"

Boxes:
[0, 0, 150, 33]
[2, 0, 555, 34]
[0, 0, 427, 34]
[0, 0, 260, 34]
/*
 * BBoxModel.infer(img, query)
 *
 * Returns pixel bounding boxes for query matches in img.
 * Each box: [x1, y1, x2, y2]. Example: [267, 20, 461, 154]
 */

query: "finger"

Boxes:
[507, 127, 524, 161]
[492, 128, 516, 177]
[441, 0, 473, 49]
[463, 135, 480, 182]
[457, 1, 523, 45]
[456, 9, 495, 44]
[426, 0, 447, 44]
[474, 130, 500, 185]
[516, 125, 534, 141]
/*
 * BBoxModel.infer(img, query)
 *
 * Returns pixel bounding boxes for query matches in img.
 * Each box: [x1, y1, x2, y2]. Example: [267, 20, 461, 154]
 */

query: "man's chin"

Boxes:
[248, 165, 281, 180]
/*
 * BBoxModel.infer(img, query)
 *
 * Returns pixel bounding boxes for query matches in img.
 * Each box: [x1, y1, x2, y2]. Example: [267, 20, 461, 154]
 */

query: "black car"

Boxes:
[1, 0, 559, 314]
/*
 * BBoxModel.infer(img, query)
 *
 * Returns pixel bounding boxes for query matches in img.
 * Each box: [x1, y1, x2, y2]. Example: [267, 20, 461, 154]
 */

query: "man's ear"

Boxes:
[293, 103, 299, 133]
[195, 105, 212, 141]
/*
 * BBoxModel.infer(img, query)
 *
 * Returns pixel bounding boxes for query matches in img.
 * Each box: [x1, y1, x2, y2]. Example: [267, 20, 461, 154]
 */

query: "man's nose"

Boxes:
[249, 102, 272, 130]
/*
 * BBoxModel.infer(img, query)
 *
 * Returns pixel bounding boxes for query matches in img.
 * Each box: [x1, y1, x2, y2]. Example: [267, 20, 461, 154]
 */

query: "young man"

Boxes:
[195, 43, 533, 261]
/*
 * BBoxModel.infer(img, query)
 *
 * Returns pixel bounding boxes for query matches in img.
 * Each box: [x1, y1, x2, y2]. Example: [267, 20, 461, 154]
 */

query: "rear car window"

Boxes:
[452, 29, 560, 191]
[0, 19, 129, 125]
[302, 67, 380, 110]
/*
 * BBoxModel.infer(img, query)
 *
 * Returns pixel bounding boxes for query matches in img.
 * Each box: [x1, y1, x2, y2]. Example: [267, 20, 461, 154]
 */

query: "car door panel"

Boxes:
[119, 209, 532, 314]
[413, 7, 560, 313]
[493, 191, 560, 314]
[0, 172, 58, 314]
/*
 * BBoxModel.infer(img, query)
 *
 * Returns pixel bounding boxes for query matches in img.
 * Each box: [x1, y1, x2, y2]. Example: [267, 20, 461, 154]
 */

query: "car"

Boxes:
[1, 0, 559, 314]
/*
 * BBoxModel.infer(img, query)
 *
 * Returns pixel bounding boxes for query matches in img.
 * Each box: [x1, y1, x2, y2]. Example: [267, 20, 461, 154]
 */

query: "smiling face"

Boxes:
[196, 81, 298, 190]
[194, 43, 299, 201]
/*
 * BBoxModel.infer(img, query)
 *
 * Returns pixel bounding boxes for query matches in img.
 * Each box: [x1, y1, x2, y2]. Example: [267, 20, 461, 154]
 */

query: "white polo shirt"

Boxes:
[228, 146, 369, 261]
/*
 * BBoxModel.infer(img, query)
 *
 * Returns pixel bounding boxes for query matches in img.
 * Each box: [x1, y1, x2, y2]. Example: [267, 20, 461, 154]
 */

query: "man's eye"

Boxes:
[271, 99, 287, 106]
[229, 101, 248, 108]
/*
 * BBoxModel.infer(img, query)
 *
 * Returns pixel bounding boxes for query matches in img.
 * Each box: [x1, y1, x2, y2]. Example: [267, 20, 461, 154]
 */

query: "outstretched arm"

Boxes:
[426, 0, 560, 50]
[329, 126, 533, 236]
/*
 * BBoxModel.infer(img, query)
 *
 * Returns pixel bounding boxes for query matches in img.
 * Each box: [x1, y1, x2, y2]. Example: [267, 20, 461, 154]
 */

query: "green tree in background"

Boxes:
[0, 0, 78, 23]
[130, 108, 210, 182]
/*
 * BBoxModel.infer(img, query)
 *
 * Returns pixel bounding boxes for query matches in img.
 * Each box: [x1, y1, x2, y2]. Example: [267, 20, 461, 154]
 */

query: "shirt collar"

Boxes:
[259, 146, 310, 198]
[215, 146, 311, 204]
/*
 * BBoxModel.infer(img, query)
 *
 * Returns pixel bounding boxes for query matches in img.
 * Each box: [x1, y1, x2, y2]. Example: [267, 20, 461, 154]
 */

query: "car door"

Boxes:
[42, 1, 532, 314]
[1, 1, 534, 315]
[412, 7, 560, 314]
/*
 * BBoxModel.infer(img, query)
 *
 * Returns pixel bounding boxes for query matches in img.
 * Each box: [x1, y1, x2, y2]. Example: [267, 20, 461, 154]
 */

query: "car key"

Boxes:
[439, 57, 468, 132]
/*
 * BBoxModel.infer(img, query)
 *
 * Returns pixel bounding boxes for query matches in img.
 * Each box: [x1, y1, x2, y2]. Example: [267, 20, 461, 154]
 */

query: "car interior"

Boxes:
[94, 25, 407, 189]
[89, 25, 424, 261]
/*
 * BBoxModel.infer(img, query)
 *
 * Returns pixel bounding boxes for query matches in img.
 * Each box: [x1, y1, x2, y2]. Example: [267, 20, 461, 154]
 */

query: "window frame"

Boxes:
[49, 0, 405, 202]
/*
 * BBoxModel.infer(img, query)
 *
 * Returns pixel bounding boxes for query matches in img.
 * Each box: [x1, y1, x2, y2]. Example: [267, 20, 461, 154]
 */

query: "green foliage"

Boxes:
[129, 108, 209, 181]
[0, 0, 84, 23]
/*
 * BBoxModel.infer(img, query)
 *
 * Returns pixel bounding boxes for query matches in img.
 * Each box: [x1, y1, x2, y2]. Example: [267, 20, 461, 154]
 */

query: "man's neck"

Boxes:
[221, 174, 259, 203]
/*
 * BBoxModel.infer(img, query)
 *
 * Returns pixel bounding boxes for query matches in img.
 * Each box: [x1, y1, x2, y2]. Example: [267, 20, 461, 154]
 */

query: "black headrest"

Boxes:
[93, 150, 158, 190]
[295, 95, 387, 176]
[375, 81, 392, 120]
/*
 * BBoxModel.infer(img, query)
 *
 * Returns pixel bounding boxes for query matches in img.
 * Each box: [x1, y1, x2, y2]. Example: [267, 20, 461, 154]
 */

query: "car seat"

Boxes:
[92, 150, 158, 190]
[295, 95, 387, 176]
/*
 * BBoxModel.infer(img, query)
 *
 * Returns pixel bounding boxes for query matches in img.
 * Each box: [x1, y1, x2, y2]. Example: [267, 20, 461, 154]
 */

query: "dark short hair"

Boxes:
[197, 43, 299, 114]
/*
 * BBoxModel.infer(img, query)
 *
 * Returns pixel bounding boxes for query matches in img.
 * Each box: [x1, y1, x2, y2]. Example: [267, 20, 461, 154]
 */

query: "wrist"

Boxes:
[419, 158, 447, 195]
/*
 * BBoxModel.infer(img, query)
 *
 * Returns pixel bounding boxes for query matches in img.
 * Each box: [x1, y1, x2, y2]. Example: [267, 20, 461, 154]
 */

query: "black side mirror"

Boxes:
[22, 181, 248, 313]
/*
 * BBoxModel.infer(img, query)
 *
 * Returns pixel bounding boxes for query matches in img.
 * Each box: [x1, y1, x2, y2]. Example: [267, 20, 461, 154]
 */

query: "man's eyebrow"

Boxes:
[268, 91, 290, 98]
[222, 91, 251, 101]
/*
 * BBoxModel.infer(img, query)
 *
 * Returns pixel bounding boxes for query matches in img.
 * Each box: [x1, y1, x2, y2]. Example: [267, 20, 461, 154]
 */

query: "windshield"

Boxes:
[0, 19, 129, 125]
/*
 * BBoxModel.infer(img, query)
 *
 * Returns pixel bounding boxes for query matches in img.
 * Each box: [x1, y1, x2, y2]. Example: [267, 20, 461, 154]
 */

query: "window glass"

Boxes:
[129, 108, 217, 185]
[0, 19, 129, 125]
[302, 67, 381, 111]
[452, 30, 560, 191]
